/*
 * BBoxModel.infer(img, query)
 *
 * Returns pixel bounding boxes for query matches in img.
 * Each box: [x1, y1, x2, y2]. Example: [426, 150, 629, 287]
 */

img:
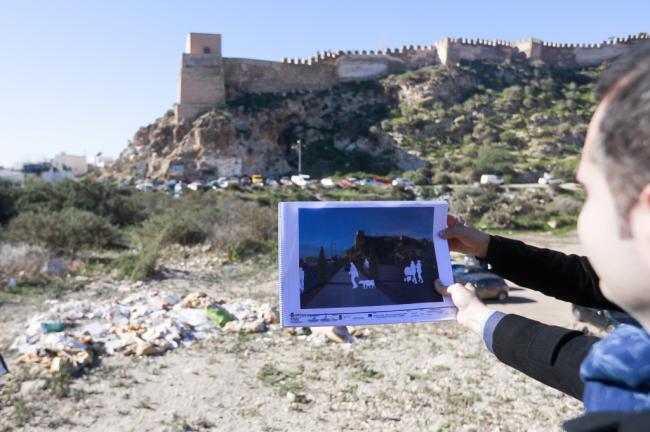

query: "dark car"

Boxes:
[457, 272, 509, 302]
[452, 264, 486, 280]
[572, 305, 640, 330]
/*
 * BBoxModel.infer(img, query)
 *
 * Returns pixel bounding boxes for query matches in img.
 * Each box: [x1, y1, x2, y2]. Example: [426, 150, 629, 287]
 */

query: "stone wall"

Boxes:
[175, 32, 650, 123]
[222, 58, 337, 99]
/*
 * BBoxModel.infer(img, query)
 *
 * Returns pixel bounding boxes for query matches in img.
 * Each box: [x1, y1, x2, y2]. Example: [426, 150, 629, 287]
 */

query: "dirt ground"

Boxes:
[0, 232, 590, 432]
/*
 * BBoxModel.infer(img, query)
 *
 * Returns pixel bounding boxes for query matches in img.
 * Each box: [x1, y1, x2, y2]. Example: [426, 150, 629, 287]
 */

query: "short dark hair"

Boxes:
[595, 43, 650, 217]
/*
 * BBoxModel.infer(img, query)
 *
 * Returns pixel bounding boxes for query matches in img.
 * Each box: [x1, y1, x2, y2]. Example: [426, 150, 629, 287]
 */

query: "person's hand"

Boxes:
[438, 214, 491, 258]
[435, 280, 492, 334]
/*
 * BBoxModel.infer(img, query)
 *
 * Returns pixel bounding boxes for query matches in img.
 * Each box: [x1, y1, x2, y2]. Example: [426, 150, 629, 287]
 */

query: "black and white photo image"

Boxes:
[298, 206, 442, 309]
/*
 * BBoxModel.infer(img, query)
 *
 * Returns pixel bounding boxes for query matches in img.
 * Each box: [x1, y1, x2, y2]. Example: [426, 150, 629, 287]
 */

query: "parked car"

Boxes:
[251, 174, 264, 187]
[457, 272, 509, 302]
[279, 177, 292, 186]
[538, 173, 563, 186]
[480, 174, 504, 186]
[291, 174, 310, 187]
[320, 177, 335, 187]
[452, 264, 486, 281]
[135, 182, 154, 192]
[392, 177, 414, 187]
[572, 305, 640, 329]
[239, 176, 252, 186]
[265, 177, 279, 187]
[336, 179, 353, 188]
[187, 181, 207, 191]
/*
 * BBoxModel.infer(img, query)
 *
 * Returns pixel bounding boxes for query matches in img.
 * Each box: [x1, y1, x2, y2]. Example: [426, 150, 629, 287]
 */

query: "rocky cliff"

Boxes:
[109, 57, 600, 182]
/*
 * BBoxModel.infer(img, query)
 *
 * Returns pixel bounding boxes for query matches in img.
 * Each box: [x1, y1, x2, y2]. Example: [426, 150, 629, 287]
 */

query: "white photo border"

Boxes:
[279, 201, 457, 327]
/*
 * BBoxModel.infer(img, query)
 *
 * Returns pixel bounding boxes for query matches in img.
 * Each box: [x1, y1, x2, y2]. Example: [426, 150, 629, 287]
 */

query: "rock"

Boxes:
[135, 341, 163, 356]
[309, 326, 352, 343]
[20, 379, 47, 396]
[241, 319, 266, 334]
[50, 357, 71, 373]
[42, 258, 69, 276]
[67, 259, 85, 272]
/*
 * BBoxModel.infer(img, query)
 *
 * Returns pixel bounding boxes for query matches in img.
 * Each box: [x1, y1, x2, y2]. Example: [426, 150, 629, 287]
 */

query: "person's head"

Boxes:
[577, 44, 650, 327]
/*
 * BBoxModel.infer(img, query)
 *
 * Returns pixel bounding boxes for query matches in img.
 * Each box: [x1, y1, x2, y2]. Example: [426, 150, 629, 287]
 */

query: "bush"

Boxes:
[209, 198, 276, 261]
[6, 208, 119, 255]
[0, 243, 51, 283]
[138, 204, 219, 247]
[114, 234, 162, 281]
[472, 145, 515, 179]
[14, 179, 148, 226]
[0, 180, 19, 225]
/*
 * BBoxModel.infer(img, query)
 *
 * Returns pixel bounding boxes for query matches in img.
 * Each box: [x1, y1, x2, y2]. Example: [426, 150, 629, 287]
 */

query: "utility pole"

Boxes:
[297, 139, 302, 175]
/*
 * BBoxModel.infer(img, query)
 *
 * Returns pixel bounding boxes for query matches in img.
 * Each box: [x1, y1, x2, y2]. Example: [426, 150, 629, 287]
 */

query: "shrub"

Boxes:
[6, 208, 119, 255]
[14, 179, 149, 226]
[0, 243, 51, 283]
[472, 145, 516, 179]
[119, 235, 162, 281]
[210, 198, 276, 261]
[138, 204, 219, 247]
[0, 180, 19, 225]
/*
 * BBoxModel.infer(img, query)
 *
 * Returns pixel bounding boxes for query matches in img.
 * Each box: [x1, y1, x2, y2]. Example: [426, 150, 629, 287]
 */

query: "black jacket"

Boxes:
[484, 235, 650, 432]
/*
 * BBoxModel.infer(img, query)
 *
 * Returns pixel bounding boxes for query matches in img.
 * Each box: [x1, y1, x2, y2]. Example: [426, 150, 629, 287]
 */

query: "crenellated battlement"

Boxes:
[175, 32, 650, 122]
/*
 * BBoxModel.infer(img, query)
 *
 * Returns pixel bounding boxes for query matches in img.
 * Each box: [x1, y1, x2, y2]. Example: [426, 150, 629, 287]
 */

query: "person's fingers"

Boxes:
[434, 279, 450, 296]
[438, 226, 468, 240]
[464, 283, 477, 296]
[447, 214, 461, 228]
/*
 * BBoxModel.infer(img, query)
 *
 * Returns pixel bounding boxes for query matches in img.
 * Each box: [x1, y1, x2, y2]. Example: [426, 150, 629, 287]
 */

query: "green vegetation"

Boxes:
[380, 59, 599, 182]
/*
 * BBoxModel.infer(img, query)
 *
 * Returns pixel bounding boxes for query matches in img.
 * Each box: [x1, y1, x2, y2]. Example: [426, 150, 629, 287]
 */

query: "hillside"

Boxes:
[109, 57, 601, 183]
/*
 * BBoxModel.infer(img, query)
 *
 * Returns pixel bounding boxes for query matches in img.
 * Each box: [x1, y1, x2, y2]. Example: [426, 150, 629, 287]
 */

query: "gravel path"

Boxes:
[0, 233, 587, 431]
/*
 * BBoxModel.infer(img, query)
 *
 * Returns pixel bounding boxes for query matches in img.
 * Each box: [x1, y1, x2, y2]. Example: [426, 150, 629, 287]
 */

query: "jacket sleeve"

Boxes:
[484, 235, 621, 311]
[492, 314, 600, 400]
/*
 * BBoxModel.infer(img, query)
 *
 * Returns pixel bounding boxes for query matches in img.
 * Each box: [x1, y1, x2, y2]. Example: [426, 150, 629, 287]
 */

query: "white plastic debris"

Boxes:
[10, 290, 278, 372]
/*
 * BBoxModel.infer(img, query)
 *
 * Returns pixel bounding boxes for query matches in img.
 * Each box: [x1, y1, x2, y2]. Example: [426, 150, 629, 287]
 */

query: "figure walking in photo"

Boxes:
[363, 258, 370, 272]
[416, 259, 424, 283]
[299, 266, 305, 294]
[349, 262, 360, 288]
[403, 262, 414, 283]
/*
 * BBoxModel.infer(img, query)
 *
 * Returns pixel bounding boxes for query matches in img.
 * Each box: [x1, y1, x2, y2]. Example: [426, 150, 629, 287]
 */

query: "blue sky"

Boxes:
[299, 207, 434, 257]
[0, 0, 647, 167]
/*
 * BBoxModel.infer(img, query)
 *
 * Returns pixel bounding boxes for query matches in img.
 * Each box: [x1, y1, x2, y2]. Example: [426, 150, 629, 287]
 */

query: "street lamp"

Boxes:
[297, 139, 302, 175]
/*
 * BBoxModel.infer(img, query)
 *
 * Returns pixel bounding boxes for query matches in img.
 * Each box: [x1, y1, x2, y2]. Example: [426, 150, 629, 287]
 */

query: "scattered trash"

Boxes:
[207, 306, 235, 327]
[8, 278, 17, 287]
[40, 322, 66, 333]
[10, 290, 278, 373]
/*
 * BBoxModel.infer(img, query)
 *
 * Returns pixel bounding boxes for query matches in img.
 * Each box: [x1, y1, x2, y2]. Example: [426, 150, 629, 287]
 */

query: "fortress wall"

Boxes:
[176, 53, 226, 122]
[574, 38, 650, 67]
[335, 55, 408, 81]
[538, 43, 578, 67]
[176, 32, 650, 122]
[441, 39, 512, 64]
[223, 58, 337, 99]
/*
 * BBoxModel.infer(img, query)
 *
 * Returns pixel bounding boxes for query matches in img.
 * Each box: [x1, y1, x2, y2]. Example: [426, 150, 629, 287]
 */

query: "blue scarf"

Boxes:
[580, 324, 650, 412]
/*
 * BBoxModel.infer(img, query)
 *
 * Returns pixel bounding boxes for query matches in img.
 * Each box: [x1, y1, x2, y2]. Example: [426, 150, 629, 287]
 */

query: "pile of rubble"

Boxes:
[10, 291, 278, 373]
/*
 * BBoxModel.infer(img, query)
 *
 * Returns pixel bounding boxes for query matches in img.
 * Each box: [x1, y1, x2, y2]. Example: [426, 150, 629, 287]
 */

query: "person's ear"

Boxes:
[629, 183, 650, 270]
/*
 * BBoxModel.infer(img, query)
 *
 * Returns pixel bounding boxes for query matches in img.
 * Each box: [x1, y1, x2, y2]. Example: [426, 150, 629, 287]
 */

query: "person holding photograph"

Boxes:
[436, 46, 650, 431]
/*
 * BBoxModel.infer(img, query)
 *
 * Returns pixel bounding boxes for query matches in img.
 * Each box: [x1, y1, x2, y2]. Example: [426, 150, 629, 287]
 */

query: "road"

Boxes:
[485, 232, 584, 327]
[302, 264, 442, 309]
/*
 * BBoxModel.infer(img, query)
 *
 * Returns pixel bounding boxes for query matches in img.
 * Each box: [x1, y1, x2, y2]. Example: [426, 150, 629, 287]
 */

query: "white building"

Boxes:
[0, 168, 25, 184]
[53, 153, 88, 176]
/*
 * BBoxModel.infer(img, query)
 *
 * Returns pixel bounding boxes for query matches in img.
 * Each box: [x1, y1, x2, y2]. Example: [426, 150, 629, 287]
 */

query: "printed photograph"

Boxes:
[298, 206, 442, 309]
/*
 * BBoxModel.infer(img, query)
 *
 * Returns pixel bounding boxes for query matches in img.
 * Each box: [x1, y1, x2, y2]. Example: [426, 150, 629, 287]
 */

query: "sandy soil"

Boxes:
[0, 232, 589, 431]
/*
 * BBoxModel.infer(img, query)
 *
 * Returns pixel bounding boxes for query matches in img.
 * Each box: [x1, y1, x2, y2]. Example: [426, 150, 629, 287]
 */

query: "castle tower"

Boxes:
[175, 33, 226, 123]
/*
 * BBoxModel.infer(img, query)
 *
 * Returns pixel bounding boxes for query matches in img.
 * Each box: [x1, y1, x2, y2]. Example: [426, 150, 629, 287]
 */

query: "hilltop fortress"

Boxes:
[175, 32, 650, 122]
